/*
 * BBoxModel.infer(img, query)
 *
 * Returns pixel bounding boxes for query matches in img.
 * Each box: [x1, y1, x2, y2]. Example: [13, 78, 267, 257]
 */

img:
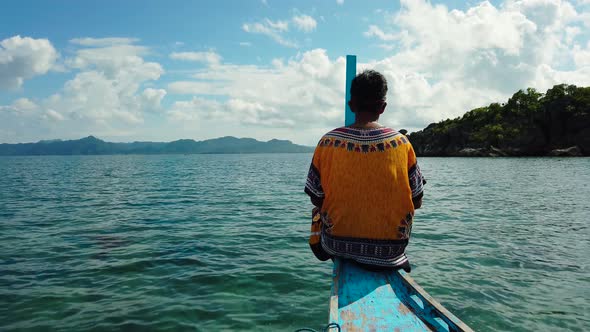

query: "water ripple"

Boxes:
[0, 155, 588, 331]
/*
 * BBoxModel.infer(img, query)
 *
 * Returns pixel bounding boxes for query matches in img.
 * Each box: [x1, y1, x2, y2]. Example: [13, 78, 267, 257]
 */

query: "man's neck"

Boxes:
[350, 113, 381, 128]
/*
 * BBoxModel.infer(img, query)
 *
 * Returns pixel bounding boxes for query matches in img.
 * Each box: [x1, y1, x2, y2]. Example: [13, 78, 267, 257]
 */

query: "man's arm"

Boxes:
[412, 193, 422, 209]
[305, 153, 325, 208]
[407, 144, 425, 210]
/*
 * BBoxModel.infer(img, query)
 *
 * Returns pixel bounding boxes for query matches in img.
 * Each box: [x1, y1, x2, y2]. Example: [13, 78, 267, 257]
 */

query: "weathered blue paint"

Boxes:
[330, 258, 431, 331]
[344, 55, 356, 126]
[329, 258, 474, 332]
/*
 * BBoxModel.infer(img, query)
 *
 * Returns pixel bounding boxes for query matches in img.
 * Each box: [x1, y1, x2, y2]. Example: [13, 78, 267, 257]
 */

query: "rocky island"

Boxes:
[408, 84, 590, 157]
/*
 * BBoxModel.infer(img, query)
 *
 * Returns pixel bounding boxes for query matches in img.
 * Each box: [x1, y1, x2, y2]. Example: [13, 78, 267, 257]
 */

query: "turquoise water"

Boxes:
[0, 155, 588, 331]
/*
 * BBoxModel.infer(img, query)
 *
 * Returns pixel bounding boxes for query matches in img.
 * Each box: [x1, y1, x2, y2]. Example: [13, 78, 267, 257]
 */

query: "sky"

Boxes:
[1, 0, 589, 145]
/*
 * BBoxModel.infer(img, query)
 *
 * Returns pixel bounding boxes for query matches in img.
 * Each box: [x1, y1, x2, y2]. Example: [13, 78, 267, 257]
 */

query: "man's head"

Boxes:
[349, 70, 388, 114]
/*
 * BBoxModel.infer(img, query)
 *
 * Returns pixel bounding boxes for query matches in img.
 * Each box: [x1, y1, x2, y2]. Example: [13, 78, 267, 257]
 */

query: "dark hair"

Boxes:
[350, 70, 388, 113]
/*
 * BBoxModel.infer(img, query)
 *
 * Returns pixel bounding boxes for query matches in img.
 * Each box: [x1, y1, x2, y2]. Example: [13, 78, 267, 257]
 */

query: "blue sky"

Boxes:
[1, 0, 589, 145]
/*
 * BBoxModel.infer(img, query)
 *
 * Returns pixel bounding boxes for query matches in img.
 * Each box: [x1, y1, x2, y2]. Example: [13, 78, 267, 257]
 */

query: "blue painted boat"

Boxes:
[329, 258, 474, 331]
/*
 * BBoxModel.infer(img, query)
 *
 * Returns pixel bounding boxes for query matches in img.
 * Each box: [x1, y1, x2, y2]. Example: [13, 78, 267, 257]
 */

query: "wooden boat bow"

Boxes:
[329, 258, 474, 332]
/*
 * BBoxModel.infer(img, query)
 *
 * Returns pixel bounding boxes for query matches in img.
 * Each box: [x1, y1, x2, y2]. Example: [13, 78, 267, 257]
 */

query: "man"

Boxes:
[304, 70, 425, 271]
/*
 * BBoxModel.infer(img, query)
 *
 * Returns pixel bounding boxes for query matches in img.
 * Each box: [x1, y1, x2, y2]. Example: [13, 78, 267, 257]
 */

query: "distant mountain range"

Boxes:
[0, 136, 314, 156]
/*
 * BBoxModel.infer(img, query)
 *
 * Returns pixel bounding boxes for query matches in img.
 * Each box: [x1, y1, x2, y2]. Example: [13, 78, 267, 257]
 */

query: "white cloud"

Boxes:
[0, 97, 39, 112]
[565, 26, 581, 44]
[65, 44, 151, 73]
[168, 81, 228, 95]
[377, 44, 397, 51]
[243, 19, 297, 47]
[242, 15, 316, 47]
[44, 109, 65, 121]
[390, 1, 537, 57]
[0, 35, 58, 89]
[572, 42, 590, 67]
[168, 97, 295, 127]
[292, 15, 318, 33]
[337, 0, 344, 5]
[167, 49, 346, 141]
[239, 42, 252, 47]
[69, 37, 139, 47]
[271, 58, 284, 68]
[142, 88, 167, 110]
[13, 98, 39, 111]
[168, 97, 225, 121]
[38, 38, 166, 134]
[266, 19, 289, 32]
[227, 99, 296, 126]
[169, 51, 222, 65]
[364, 25, 399, 41]
[0, 38, 166, 141]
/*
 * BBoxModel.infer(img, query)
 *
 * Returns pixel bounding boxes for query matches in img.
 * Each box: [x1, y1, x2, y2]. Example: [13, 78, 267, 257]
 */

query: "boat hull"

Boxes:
[329, 258, 473, 332]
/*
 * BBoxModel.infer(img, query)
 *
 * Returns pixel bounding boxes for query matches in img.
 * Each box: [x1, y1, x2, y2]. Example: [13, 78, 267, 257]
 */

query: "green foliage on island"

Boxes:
[0, 136, 314, 156]
[408, 84, 590, 156]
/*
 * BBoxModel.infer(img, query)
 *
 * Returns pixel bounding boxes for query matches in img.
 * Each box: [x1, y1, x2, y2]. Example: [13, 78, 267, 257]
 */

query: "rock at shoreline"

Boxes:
[457, 148, 487, 157]
[548, 146, 583, 157]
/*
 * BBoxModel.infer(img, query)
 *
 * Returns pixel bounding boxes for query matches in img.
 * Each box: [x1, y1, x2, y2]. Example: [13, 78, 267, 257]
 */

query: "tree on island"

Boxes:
[408, 84, 590, 157]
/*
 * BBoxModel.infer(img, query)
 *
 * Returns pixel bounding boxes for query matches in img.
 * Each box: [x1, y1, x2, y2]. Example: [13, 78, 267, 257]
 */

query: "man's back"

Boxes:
[305, 126, 425, 268]
[309, 126, 417, 238]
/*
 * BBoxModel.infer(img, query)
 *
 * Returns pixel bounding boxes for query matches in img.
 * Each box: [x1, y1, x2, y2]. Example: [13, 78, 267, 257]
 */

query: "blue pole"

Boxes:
[344, 55, 357, 126]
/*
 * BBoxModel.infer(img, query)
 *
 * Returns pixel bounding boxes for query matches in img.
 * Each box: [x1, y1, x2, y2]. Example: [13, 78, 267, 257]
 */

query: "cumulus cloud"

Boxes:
[337, 0, 344, 4]
[167, 49, 346, 140]
[358, 0, 590, 129]
[292, 15, 318, 33]
[242, 19, 297, 47]
[0, 36, 168, 142]
[37, 39, 166, 136]
[169, 51, 222, 66]
[0, 35, 58, 90]
[142, 88, 167, 110]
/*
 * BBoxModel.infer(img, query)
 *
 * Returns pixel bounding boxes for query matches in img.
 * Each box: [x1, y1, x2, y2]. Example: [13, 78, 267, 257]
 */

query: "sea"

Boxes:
[0, 154, 588, 331]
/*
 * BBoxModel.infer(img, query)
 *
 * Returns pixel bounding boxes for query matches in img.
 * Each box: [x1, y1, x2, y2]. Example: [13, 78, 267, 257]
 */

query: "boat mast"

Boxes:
[344, 55, 357, 126]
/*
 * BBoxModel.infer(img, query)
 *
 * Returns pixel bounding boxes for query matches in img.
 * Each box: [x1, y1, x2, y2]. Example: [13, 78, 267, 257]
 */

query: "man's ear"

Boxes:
[348, 100, 356, 113]
[378, 102, 387, 114]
